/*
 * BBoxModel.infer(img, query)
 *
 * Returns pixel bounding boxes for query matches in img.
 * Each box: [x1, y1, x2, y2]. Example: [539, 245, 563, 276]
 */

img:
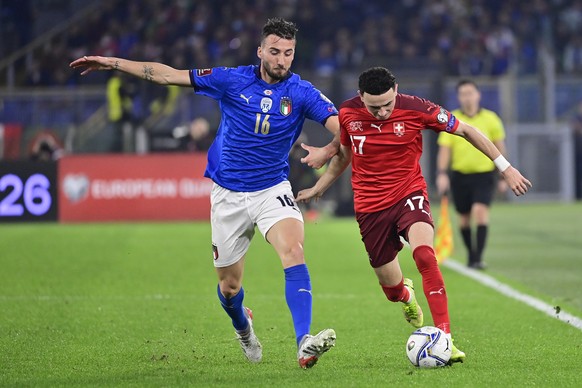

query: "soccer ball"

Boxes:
[406, 326, 451, 368]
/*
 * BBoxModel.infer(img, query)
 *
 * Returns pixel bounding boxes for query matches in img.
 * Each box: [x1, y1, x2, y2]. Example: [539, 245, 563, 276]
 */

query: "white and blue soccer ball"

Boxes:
[406, 326, 451, 368]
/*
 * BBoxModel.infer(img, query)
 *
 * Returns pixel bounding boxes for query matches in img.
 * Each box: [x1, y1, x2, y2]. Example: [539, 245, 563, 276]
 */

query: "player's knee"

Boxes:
[281, 241, 305, 267]
[412, 245, 438, 272]
[219, 278, 242, 299]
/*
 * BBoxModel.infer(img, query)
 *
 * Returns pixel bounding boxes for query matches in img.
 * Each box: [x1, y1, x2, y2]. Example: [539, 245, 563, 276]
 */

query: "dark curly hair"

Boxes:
[358, 67, 397, 96]
[261, 17, 298, 43]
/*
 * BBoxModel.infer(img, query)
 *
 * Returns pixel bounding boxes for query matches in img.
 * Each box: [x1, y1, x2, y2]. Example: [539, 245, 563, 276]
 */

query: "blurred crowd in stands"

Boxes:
[2, 0, 582, 88]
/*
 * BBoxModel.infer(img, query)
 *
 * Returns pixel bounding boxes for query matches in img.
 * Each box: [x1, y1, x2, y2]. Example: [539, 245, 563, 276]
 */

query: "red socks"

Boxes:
[381, 278, 410, 303]
[412, 245, 451, 334]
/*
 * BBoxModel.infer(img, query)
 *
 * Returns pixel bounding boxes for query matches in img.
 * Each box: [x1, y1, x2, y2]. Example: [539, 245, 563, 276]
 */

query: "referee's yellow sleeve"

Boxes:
[488, 113, 506, 142]
[437, 131, 452, 147]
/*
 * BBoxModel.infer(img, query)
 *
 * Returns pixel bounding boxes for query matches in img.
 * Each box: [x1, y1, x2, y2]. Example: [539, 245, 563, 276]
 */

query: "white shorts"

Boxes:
[210, 180, 304, 268]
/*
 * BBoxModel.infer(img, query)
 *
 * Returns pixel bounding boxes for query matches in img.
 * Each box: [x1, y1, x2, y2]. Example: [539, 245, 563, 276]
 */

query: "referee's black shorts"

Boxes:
[450, 170, 496, 214]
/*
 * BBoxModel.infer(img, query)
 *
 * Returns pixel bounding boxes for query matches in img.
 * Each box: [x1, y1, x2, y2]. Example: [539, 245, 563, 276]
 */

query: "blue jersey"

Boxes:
[189, 65, 338, 192]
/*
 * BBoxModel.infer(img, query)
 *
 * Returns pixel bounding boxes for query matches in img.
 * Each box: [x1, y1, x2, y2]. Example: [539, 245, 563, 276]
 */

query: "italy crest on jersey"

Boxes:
[280, 97, 292, 116]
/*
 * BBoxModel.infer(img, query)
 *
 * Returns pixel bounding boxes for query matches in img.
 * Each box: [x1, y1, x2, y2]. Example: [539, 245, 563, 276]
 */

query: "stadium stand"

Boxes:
[3, 0, 582, 89]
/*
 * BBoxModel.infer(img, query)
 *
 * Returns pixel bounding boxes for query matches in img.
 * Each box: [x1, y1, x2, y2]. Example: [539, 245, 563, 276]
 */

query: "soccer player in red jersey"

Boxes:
[297, 67, 532, 363]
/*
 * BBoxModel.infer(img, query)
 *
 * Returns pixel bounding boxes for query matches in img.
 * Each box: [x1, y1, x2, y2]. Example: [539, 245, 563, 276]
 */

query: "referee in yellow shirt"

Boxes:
[436, 80, 508, 269]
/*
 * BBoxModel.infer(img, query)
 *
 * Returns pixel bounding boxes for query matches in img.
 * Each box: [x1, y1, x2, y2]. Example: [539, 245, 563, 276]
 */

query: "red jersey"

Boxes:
[339, 93, 459, 213]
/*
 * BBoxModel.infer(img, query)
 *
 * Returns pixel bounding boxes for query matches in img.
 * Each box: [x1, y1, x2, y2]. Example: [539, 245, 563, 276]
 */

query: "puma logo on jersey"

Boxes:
[298, 288, 312, 295]
[240, 94, 252, 104]
[371, 123, 383, 132]
[429, 288, 444, 295]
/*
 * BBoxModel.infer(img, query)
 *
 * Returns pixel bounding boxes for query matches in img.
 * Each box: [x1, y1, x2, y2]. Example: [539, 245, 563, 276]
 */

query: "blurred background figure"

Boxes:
[179, 117, 213, 152]
[107, 73, 136, 152]
[289, 133, 320, 221]
[572, 101, 582, 200]
[28, 130, 64, 161]
[144, 84, 182, 135]
[436, 80, 507, 270]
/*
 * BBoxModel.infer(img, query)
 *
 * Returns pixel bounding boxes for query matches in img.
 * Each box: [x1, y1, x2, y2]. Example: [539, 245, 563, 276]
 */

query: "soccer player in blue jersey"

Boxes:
[70, 18, 339, 369]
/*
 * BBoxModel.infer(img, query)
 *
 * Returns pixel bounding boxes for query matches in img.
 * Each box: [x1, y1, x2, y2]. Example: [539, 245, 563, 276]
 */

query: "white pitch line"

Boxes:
[443, 259, 582, 331]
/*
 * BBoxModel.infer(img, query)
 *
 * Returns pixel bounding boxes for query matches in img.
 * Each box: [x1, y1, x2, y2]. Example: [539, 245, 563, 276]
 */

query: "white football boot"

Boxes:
[235, 307, 262, 363]
[297, 328, 336, 369]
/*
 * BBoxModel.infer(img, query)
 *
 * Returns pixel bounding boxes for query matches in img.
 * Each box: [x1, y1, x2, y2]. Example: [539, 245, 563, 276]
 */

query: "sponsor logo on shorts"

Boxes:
[212, 244, 219, 261]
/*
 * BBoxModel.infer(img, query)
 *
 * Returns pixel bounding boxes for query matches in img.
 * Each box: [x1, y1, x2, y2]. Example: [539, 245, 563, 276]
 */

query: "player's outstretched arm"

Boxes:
[454, 121, 532, 196]
[493, 139, 510, 193]
[296, 143, 351, 203]
[300, 116, 341, 169]
[436, 145, 451, 196]
[69, 56, 192, 86]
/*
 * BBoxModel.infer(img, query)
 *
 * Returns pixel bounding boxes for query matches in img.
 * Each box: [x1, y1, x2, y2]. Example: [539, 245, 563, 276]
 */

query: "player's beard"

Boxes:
[263, 61, 289, 81]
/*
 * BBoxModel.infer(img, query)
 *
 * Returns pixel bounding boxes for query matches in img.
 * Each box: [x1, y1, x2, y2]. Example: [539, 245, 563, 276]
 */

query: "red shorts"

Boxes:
[355, 190, 434, 268]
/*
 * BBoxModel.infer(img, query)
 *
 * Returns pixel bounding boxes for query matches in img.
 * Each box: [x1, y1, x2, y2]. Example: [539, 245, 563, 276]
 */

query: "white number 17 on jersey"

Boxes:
[350, 135, 366, 155]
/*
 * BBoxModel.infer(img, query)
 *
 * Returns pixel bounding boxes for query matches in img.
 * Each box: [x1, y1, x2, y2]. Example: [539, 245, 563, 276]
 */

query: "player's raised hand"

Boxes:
[300, 143, 330, 169]
[501, 166, 532, 196]
[69, 56, 114, 75]
[296, 186, 323, 203]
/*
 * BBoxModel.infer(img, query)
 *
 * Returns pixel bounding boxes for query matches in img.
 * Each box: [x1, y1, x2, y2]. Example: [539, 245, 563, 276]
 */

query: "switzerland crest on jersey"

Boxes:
[393, 122, 405, 137]
[348, 121, 363, 132]
[280, 97, 292, 116]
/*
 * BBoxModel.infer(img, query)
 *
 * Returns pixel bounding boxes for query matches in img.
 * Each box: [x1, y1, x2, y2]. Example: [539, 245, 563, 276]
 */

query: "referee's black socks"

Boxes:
[460, 226, 473, 265]
[475, 225, 488, 264]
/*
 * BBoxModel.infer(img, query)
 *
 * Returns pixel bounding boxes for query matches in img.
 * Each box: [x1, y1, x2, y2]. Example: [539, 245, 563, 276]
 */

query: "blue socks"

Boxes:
[284, 264, 313, 346]
[217, 285, 249, 332]
[218, 264, 313, 345]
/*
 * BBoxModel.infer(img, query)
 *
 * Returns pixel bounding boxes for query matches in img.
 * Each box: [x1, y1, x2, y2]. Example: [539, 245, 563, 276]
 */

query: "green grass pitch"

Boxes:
[1, 202, 581, 386]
